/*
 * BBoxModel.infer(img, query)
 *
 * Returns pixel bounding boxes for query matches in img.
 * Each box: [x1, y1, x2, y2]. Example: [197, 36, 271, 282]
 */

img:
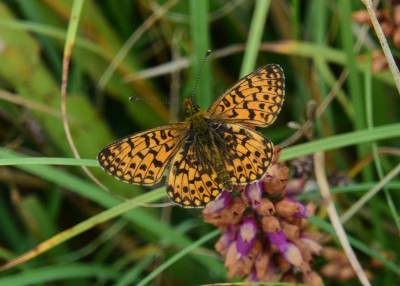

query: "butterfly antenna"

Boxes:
[129, 97, 180, 107]
[191, 50, 212, 102]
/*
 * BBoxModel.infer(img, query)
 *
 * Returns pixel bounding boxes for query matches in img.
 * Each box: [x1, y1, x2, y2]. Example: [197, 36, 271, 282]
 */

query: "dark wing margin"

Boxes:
[205, 64, 285, 127]
[97, 123, 187, 185]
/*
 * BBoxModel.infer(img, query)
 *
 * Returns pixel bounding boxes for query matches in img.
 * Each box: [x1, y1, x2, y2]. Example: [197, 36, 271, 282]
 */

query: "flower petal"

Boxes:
[267, 230, 303, 267]
[202, 189, 232, 214]
[236, 217, 258, 257]
[245, 181, 263, 208]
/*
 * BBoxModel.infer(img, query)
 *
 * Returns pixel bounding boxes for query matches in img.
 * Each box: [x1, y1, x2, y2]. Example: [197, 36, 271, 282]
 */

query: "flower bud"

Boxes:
[276, 197, 307, 219]
[255, 198, 275, 216]
[261, 215, 281, 233]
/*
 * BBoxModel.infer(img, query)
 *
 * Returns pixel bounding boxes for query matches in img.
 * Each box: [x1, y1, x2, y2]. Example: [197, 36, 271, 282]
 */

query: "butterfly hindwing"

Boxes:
[209, 122, 274, 184]
[205, 64, 285, 127]
[166, 139, 222, 207]
[98, 123, 187, 185]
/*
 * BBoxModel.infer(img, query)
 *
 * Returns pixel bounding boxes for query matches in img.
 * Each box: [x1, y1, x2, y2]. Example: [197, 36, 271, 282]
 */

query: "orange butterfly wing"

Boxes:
[166, 140, 221, 207]
[98, 123, 187, 185]
[212, 122, 274, 185]
[205, 64, 285, 126]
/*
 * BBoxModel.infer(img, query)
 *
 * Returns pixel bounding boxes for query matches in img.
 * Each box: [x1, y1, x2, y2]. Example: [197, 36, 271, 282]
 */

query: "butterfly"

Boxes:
[98, 64, 285, 207]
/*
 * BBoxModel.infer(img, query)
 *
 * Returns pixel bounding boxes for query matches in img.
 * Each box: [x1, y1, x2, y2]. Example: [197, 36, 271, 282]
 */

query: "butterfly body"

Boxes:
[98, 64, 285, 207]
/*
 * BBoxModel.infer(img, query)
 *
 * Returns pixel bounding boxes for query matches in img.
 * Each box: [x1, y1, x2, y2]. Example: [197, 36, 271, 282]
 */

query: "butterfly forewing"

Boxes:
[205, 64, 285, 127]
[98, 123, 187, 185]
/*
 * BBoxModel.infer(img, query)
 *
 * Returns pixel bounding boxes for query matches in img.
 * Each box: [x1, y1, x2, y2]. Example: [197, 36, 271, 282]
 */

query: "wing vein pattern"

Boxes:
[98, 123, 187, 185]
[206, 64, 285, 127]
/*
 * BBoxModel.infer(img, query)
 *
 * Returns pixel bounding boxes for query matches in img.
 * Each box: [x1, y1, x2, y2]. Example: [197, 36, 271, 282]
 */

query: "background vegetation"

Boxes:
[0, 0, 399, 285]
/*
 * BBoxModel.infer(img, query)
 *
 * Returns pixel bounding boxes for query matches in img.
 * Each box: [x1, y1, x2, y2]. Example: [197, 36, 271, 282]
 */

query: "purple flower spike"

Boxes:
[287, 197, 308, 218]
[283, 243, 303, 267]
[236, 217, 258, 258]
[221, 227, 236, 247]
[267, 230, 303, 267]
[215, 226, 237, 255]
[267, 230, 288, 253]
[203, 189, 233, 214]
[245, 181, 263, 208]
[248, 269, 258, 282]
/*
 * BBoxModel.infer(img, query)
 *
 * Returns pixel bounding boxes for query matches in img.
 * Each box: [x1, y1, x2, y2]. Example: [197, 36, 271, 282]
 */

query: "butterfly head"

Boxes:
[183, 98, 201, 119]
